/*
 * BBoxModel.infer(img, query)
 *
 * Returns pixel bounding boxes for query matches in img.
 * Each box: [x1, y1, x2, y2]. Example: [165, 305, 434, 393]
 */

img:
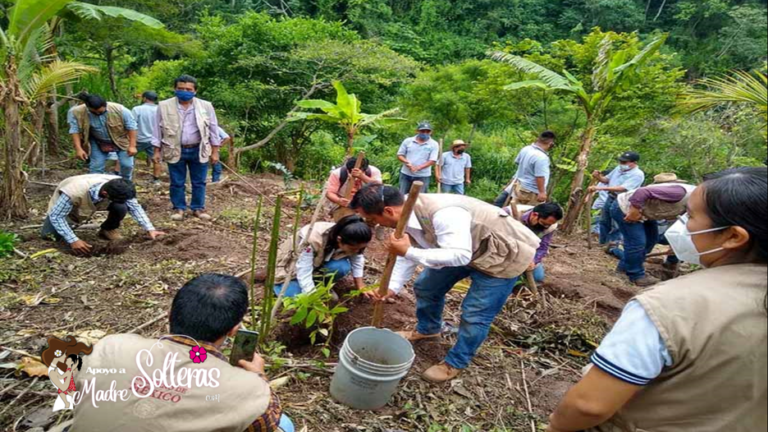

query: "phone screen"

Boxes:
[229, 329, 260, 367]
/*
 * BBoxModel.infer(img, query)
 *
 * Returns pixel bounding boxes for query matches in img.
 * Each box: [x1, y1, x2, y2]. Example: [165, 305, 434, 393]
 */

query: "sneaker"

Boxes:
[170, 211, 185, 222]
[632, 276, 660, 287]
[423, 362, 461, 383]
[193, 210, 212, 221]
[98, 229, 123, 241]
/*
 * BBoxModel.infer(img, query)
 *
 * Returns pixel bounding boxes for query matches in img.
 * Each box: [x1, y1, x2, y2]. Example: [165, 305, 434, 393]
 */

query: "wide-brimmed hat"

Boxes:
[451, 139, 467, 149]
[653, 173, 683, 184]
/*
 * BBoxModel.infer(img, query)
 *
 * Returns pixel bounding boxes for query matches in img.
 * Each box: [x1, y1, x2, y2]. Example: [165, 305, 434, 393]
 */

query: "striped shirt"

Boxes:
[48, 183, 155, 244]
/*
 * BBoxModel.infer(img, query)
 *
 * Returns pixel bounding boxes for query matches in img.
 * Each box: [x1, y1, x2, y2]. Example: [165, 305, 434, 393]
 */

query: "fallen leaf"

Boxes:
[76, 329, 107, 345]
[21, 357, 48, 377]
[0, 362, 20, 370]
[270, 376, 290, 389]
[29, 249, 58, 260]
[567, 349, 589, 358]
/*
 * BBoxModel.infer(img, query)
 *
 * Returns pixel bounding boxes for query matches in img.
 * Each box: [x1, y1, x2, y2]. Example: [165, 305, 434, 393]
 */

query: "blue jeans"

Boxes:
[611, 204, 659, 281]
[273, 258, 352, 297]
[399, 173, 431, 195]
[441, 183, 465, 195]
[211, 162, 223, 182]
[531, 263, 545, 283]
[599, 196, 622, 245]
[167, 146, 209, 211]
[414, 266, 519, 369]
[90, 142, 134, 180]
[136, 141, 154, 158]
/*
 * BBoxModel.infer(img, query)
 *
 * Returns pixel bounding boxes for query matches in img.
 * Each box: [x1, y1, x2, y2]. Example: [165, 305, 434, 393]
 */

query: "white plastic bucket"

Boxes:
[330, 327, 415, 410]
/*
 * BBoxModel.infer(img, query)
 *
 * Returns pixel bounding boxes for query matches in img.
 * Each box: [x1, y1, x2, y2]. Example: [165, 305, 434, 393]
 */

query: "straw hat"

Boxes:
[653, 173, 683, 184]
[451, 139, 467, 149]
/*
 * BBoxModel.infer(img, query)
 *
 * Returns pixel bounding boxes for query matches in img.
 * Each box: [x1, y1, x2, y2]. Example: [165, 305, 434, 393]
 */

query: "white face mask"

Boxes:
[664, 214, 729, 266]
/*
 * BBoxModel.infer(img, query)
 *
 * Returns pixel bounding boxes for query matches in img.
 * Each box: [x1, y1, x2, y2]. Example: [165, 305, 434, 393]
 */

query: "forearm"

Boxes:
[354, 277, 365, 289]
[549, 396, 614, 432]
[537, 177, 546, 193]
[326, 191, 343, 205]
[597, 186, 627, 193]
[435, 166, 442, 179]
[398, 155, 410, 165]
[465, 169, 471, 182]
[128, 130, 138, 148]
[72, 135, 83, 151]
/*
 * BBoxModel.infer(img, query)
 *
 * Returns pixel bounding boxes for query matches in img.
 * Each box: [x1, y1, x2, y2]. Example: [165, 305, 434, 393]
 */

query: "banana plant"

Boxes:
[289, 81, 406, 155]
[491, 34, 668, 233]
[0, 0, 162, 219]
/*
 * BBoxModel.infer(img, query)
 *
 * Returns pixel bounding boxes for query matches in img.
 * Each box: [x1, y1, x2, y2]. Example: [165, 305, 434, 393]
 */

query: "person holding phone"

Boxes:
[274, 215, 373, 299]
[64, 274, 294, 432]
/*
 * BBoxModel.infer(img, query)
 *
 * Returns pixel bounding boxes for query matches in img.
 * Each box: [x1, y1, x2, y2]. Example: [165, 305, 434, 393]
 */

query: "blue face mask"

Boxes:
[417, 133, 431, 141]
[620, 164, 633, 172]
[175, 90, 196, 102]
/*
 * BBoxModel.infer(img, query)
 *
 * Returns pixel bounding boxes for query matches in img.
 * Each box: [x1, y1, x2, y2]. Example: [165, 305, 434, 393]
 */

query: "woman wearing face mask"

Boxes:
[273, 215, 373, 299]
[547, 167, 767, 432]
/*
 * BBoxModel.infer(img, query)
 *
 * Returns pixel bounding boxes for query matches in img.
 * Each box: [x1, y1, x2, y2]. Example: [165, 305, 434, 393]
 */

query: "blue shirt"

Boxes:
[439, 151, 472, 185]
[605, 166, 646, 195]
[67, 106, 137, 143]
[591, 300, 672, 386]
[514, 144, 551, 194]
[398, 136, 439, 177]
[131, 103, 158, 143]
[217, 126, 230, 141]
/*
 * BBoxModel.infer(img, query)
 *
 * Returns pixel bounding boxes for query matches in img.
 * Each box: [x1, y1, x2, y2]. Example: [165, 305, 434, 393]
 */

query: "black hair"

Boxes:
[66, 354, 83, 371]
[142, 91, 158, 102]
[75, 91, 90, 103]
[170, 274, 248, 343]
[533, 202, 564, 220]
[84, 95, 107, 110]
[324, 215, 373, 258]
[350, 184, 404, 215]
[702, 167, 768, 313]
[345, 157, 370, 172]
[174, 74, 198, 90]
[100, 179, 136, 204]
[539, 131, 556, 142]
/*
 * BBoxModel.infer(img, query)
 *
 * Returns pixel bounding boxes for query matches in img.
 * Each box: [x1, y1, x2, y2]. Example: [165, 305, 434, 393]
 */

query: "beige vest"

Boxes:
[71, 103, 132, 154]
[274, 222, 356, 284]
[617, 184, 696, 221]
[157, 98, 215, 164]
[590, 264, 768, 432]
[47, 174, 120, 220]
[413, 195, 541, 279]
[70, 334, 272, 432]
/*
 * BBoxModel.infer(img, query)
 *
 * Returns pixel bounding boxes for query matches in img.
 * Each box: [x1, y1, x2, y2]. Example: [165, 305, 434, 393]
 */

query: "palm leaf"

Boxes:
[358, 108, 404, 128]
[679, 70, 768, 117]
[8, 0, 73, 45]
[296, 99, 338, 111]
[490, 51, 574, 91]
[22, 60, 98, 102]
[592, 36, 613, 92]
[613, 34, 668, 78]
[64, 3, 163, 28]
[18, 24, 56, 84]
[504, 80, 553, 91]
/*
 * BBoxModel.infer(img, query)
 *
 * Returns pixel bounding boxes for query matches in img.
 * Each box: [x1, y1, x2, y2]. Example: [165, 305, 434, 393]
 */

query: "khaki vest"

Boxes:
[157, 98, 215, 164]
[617, 184, 696, 221]
[274, 222, 356, 284]
[47, 174, 120, 221]
[590, 264, 768, 432]
[70, 334, 273, 432]
[71, 103, 132, 154]
[413, 195, 541, 279]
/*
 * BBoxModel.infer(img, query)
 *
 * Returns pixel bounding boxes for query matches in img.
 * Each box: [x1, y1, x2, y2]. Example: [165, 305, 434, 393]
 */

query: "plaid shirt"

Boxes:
[167, 336, 284, 432]
[48, 183, 155, 244]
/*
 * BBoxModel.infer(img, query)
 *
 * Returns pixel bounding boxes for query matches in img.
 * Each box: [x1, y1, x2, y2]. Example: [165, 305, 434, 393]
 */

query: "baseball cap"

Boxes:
[618, 151, 641, 163]
[417, 121, 433, 131]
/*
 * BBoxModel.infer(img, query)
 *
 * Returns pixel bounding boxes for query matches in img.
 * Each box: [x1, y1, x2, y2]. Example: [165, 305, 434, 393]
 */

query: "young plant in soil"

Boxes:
[259, 195, 283, 345]
[249, 196, 264, 331]
[0, 231, 19, 258]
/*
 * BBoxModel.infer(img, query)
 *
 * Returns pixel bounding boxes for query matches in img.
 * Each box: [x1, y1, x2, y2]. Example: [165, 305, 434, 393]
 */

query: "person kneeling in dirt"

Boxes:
[273, 215, 373, 299]
[609, 173, 697, 287]
[546, 167, 767, 432]
[41, 174, 165, 256]
[55, 274, 293, 432]
[351, 185, 540, 383]
[506, 202, 563, 283]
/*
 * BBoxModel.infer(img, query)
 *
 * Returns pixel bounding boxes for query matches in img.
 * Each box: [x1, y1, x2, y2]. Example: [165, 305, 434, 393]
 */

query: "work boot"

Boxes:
[632, 276, 660, 287]
[423, 362, 461, 384]
[170, 210, 185, 222]
[98, 229, 122, 241]
[396, 330, 441, 343]
[193, 210, 212, 221]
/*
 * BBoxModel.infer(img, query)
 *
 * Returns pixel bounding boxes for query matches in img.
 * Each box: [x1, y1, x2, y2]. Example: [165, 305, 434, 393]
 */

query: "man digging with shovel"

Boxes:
[351, 184, 540, 383]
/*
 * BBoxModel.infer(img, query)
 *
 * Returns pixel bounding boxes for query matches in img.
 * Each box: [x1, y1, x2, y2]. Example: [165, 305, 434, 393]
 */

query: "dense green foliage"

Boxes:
[2, 0, 764, 205]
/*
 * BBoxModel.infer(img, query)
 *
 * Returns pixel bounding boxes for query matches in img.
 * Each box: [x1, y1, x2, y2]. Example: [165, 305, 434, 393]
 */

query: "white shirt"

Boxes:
[295, 246, 365, 294]
[389, 206, 474, 293]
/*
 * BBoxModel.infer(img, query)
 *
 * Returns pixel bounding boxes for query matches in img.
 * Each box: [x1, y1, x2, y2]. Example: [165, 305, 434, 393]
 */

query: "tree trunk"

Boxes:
[561, 122, 596, 233]
[106, 46, 118, 98]
[25, 100, 47, 167]
[1, 57, 30, 219]
[46, 95, 61, 155]
[346, 130, 355, 157]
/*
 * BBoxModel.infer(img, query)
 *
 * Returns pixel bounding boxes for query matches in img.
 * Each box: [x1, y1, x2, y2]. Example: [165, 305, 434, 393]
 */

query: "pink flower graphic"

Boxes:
[189, 346, 207, 364]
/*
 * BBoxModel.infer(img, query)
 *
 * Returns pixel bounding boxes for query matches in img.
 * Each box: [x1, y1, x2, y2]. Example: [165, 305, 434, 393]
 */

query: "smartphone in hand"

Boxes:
[229, 329, 260, 367]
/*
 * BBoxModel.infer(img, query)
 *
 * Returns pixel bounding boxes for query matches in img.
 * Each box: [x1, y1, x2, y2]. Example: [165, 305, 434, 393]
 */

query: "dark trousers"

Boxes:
[399, 173, 431, 194]
[494, 190, 510, 208]
[611, 204, 659, 281]
[102, 202, 128, 231]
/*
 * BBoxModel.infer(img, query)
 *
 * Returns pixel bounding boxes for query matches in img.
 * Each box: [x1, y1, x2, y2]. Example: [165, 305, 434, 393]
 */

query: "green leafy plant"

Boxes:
[0, 231, 19, 259]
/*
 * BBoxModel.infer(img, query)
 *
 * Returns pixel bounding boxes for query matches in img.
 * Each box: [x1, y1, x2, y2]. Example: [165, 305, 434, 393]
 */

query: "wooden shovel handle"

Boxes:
[343, 151, 366, 202]
[372, 181, 424, 328]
